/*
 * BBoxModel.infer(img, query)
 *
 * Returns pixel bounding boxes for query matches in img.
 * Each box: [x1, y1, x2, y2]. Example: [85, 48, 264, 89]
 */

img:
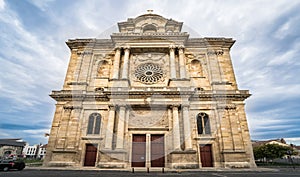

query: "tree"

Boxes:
[253, 144, 294, 162]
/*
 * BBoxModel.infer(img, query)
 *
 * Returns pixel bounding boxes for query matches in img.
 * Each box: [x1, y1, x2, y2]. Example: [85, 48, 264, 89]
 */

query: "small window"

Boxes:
[87, 113, 101, 134]
[197, 113, 211, 135]
[143, 24, 157, 33]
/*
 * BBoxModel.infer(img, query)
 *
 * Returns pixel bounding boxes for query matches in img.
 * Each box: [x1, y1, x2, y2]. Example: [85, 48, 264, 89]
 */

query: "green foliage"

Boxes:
[253, 144, 294, 161]
[23, 158, 43, 163]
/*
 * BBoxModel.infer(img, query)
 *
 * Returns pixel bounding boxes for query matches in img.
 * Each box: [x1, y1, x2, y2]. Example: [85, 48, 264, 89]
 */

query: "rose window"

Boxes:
[134, 63, 164, 84]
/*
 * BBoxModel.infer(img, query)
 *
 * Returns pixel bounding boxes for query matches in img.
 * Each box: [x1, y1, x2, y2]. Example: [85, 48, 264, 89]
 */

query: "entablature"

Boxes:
[50, 89, 250, 102]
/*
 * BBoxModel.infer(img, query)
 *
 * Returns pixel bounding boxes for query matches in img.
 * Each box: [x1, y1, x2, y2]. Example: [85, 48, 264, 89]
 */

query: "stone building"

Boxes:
[44, 12, 256, 169]
[0, 139, 26, 158]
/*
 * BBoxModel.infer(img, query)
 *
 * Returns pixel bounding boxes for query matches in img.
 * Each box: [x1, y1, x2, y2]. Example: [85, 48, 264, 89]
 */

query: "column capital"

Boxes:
[108, 105, 116, 110]
[116, 104, 129, 109]
[182, 104, 190, 110]
[178, 45, 185, 50]
[123, 46, 131, 50]
[114, 46, 121, 50]
[170, 104, 180, 109]
[169, 45, 176, 50]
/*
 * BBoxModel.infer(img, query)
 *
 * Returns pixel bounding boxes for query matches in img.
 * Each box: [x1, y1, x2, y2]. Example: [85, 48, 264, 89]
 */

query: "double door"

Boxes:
[131, 134, 165, 167]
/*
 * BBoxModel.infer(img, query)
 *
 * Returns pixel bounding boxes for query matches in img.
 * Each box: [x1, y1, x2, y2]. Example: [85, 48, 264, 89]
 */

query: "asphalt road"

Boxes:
[1, 169, 300, 177]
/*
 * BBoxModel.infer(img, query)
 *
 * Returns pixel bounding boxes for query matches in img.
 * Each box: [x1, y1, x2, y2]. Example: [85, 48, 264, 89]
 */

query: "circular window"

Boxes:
[134, 63, 164, 84]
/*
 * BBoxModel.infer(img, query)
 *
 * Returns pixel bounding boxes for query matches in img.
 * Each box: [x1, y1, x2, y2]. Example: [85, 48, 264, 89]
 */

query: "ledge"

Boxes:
[128, 127, 169, 131]
[67, 82, 88, 85]
[194, 136, 216, 141]
[52, 149, 77, 153]
[100, 149, 127, 153]
[81, 137, 103, 140]
[222, 149, 246, 153]
[170, 150, 196, 154]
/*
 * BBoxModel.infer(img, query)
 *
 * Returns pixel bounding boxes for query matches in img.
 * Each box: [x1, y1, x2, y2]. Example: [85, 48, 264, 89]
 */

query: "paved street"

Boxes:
[1, 168, 300, 177]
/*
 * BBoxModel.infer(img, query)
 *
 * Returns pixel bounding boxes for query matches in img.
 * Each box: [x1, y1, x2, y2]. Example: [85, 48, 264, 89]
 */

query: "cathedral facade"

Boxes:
[44, 12, 256, 169]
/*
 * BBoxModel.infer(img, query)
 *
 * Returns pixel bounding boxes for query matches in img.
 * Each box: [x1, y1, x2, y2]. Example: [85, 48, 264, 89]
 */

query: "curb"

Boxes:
[24, 166, 279, 172]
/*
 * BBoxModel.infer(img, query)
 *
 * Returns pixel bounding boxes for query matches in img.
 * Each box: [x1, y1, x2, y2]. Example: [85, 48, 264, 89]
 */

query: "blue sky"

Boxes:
[0, 0, 299, 145]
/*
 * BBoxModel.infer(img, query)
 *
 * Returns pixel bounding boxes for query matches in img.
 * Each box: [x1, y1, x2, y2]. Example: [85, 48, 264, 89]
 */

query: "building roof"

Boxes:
[0, 139, 26, 147]
[252, 138, 287, 147]
[40, 144, 47, 148]
[294, 146, 300, 150]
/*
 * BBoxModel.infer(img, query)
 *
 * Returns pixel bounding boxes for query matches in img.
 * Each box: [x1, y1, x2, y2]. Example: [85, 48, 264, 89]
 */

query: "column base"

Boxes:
[97, 162, 127, 168]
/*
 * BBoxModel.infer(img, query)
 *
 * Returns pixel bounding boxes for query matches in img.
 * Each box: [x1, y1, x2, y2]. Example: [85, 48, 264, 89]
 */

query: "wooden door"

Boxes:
[84, 144, 97, 166]
[151, 135, 165, 167]
[132, 135, 146, 167]
[200, 144, 213, 167]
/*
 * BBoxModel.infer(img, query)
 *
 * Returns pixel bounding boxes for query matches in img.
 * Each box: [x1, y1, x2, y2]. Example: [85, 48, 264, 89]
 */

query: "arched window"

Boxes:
[197, 113, 211, 135]
[143, 24, 157, 33]
[87, 113, 101, 134]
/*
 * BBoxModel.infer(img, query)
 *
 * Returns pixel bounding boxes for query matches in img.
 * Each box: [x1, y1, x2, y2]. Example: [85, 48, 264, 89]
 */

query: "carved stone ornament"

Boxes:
[133, 52, 167, 63]
[134, 63, 165, 84]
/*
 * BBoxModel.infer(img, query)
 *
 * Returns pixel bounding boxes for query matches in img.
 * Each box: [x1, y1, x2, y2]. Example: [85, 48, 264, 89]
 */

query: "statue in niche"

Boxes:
[190, 59, 203, 77]
[97, 60, 110, 77]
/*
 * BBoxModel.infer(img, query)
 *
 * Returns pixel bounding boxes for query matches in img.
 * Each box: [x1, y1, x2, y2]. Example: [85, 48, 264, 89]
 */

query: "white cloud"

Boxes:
[286, 137, 300, 146]
[28, 0, 54, 11]
[0, 0, 4, 11]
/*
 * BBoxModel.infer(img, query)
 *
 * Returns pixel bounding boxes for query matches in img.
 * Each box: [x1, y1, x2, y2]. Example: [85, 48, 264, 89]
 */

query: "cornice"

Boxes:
[50, 89, 250, 102]
[186, 37, 235, 49]
[111, 32, 189, 44]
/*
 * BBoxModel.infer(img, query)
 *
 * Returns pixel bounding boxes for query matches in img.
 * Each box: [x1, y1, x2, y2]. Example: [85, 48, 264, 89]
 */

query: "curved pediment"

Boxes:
[118, 11, 183, 33]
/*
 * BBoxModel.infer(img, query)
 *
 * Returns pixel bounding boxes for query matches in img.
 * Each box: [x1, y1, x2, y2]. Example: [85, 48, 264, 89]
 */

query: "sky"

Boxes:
[0, 0, 299, 145]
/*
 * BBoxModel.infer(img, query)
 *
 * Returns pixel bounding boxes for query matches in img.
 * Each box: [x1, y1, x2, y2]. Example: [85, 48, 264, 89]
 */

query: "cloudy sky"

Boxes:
[0, 0, 299, 145]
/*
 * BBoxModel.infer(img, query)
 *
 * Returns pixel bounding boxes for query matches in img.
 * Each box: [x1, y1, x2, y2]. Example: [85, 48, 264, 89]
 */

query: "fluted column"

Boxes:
[169, 46, 176, 79]
[104, 106, 115, 149]
[121, 47, 130, 79]
[178, 46, 186, 79]
[182, 105, 192, 150]
[116, 106, 126, 149]
[112, 47, 121, 79]
[172, 105, 181, 151]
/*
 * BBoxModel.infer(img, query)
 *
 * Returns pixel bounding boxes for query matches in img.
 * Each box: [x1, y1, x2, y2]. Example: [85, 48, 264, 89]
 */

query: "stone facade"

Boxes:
[44, 12, 256, 169]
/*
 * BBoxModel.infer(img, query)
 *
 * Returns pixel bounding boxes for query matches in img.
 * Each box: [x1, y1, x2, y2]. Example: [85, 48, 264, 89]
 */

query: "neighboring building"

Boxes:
[23, 143, 47, 159]
[44, 12, 256, 169]
[294, 146, 300, 158]
[0, 139, 26, 158]
[252, 138, 289, 148]
[38, 144, 47, 159]
[23, 144, 38, 158]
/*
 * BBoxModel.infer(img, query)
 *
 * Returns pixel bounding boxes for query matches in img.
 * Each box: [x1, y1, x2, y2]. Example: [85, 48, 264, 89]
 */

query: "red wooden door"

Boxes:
[200, 144, 213, 167]
[84, 144, 97, 166]
[132, 135, 146, 167]
[151, 135, 165, 167]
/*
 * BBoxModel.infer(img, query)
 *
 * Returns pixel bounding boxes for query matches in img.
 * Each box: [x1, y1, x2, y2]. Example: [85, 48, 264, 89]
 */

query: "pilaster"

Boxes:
[169, 45, 176, 79]
[112, 47, 121, 79]
[104, 106, 116, 149]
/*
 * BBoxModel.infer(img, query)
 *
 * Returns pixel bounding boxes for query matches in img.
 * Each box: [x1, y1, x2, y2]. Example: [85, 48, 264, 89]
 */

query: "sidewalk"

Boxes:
[25, 166, 280, 172]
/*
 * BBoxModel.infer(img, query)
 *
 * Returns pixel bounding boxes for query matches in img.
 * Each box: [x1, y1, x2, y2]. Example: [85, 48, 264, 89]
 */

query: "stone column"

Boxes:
[116, 106, 126, 149]
[121, 47, 130, 79]
[112, 47, 121, 79]
[104, 106, 115, 149]
[178, 46, 186, 79]
[172, 105, 181, 151]
[182, 105, 192, 150]
[169, 46, 176, 79]
[146, 134, 151, 168]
